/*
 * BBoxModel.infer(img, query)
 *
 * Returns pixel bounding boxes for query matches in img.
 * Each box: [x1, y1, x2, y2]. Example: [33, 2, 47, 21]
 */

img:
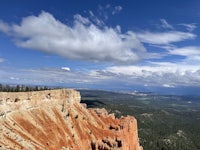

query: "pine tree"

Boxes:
[15, 85, 20, 92]
[0, 84, 2, 92]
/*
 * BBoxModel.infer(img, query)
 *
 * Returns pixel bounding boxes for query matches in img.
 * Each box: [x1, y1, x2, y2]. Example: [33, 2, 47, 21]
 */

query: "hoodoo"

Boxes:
[0, 89, 142, 150]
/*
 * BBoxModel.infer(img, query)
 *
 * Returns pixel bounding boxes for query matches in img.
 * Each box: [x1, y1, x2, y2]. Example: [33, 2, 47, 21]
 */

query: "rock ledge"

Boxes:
[0, 89, 142, 150]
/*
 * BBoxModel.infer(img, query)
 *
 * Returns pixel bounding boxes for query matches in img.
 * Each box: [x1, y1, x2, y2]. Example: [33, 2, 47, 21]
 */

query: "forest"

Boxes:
[80, 90, 200, 150]
[0, 83, 50, 92]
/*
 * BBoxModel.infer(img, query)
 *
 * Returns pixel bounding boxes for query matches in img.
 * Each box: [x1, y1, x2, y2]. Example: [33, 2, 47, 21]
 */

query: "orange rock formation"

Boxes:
[0, 89, 142, 150]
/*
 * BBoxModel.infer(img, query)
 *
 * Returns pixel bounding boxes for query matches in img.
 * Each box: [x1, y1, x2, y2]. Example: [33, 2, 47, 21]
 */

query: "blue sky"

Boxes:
[0, 0, 200, 94]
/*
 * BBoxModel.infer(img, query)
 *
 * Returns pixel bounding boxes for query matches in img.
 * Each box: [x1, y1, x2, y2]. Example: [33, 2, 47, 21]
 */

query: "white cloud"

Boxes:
[97, 4, 109, 20]
[162, 84, 175, 88]
[10, 77, 19, 80]
[88, 10, 105, 26]
[160, 19, 174, 29]
[0, 58, 4, 63]
[1, 61, 200, 89]
[103, 62, 200, 87]
[0, 67, 112, 87]
[97, 4, 122, 20]
[74, 14, 90, 24]
[0, 20, 10, 33]
[168, 46, 200, 65]
[0, 11, 145, 64]
[112, 6, 123, 15]
[169, 46, 200, 56]
[136, 31, 196, 45]
[61, 67, 70, 71]
[142, 52, 168, 59]
[1, 12, 199, 90]
[179, 23, 197, 32]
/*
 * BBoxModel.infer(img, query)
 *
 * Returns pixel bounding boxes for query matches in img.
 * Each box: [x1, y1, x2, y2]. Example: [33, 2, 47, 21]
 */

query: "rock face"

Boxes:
[0, 89, 142, 150]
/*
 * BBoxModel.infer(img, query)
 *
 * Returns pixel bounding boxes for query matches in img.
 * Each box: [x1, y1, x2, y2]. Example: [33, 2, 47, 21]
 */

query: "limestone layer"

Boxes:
[0, 89, 142, 150]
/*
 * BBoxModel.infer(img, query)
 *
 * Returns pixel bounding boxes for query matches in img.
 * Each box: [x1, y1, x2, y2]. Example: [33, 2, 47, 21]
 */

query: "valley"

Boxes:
[80, 90, 200, 150]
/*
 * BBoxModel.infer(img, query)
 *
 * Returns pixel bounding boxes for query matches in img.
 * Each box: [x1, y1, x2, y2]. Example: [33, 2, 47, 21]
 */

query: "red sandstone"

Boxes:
[0, 89, 142, 150]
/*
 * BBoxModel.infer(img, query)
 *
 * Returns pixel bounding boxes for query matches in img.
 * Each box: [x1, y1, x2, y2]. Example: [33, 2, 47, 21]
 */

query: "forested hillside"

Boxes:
[80, 90, 200, 150]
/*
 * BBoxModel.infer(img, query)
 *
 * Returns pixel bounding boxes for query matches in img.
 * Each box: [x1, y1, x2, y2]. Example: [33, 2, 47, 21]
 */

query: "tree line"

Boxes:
[0, 84, 51, 92]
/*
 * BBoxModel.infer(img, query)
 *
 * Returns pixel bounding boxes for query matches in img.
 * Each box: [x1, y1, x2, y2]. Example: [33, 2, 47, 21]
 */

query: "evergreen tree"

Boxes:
[0, 84, 2, 91]
[34, 86, 39, 91]
[15, 85, 20, 92]
[25, 86, 30, 92]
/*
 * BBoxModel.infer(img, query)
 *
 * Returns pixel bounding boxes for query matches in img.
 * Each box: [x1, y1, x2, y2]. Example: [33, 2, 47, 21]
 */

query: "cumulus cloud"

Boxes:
[1, 61, 200, 90]
[136, 31, 196, 45]
[103, 63, 200, 87]
[1, 12, 199, 90]
[0, 11, 145, 64]
[160, 19, 174, 29]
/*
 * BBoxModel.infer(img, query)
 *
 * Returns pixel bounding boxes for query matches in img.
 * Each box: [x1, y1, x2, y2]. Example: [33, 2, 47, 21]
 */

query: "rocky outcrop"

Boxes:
[0, 89, 142, 150]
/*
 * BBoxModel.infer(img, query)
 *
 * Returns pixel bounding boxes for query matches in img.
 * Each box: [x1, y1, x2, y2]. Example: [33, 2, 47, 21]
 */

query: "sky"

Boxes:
[0, 0, 200, 95]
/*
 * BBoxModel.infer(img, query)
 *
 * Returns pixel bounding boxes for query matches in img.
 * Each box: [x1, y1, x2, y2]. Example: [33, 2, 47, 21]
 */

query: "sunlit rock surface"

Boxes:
[0, 89, 142, 150]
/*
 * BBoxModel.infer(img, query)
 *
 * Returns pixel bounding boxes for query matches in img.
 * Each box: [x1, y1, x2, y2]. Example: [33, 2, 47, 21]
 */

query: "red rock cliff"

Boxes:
[0, 89, 142, 150]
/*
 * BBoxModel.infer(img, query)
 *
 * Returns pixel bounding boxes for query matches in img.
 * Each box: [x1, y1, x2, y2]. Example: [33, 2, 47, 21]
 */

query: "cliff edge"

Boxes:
[0, 89, 142, 150]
